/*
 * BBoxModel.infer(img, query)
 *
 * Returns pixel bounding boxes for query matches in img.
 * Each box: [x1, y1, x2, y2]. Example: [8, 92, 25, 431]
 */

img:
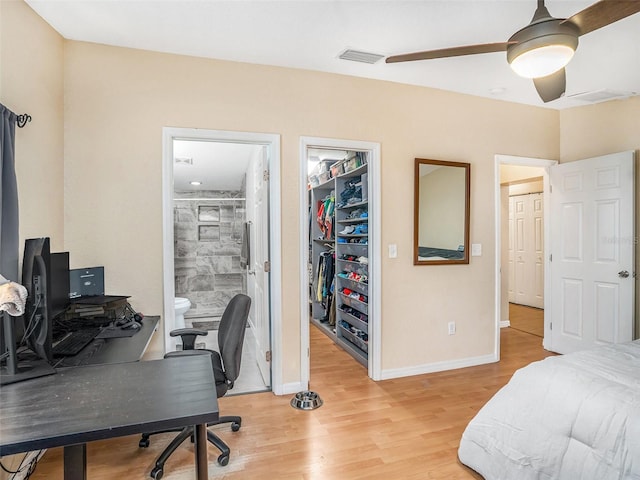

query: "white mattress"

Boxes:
[458, 340, 640, 480]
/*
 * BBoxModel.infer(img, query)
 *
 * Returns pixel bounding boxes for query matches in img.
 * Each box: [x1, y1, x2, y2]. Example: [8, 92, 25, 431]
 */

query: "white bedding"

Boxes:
[458, 340, 640, 480]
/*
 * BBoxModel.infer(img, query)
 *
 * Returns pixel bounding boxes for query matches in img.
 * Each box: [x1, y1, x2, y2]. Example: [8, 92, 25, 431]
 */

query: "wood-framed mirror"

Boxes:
[414, 158, 470, 265]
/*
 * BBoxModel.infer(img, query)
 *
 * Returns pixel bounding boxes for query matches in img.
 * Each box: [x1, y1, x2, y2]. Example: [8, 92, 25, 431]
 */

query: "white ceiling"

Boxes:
[25, 0, 640, 109]
[173, 140, 261, 192]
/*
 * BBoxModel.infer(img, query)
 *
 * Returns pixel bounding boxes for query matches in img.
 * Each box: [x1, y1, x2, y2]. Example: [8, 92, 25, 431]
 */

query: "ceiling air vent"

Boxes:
[566, 89, 636, 104]
[338, 49, 385, 64]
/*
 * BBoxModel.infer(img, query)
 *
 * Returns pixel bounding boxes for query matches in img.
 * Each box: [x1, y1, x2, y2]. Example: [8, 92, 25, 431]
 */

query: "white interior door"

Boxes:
[250, 147, 271, 387]
[531, 193, 545, 308]
[549, 151, 635, 354]
[508, 196, 515, 302]
[510, 193, 544, 308]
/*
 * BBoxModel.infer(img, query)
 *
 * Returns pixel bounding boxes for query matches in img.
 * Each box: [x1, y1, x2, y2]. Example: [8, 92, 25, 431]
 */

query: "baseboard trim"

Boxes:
[500, 320, 511, 328]
[379, 353, 498, 381]
[274, 381, 307, 396]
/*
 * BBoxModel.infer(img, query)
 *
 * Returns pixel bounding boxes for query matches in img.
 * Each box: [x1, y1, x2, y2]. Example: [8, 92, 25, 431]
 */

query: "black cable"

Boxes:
[0, 450, 42, 476]
[20, 295, 42, 344]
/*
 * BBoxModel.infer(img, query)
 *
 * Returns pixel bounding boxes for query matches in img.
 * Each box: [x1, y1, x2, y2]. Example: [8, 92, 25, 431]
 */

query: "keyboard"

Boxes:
[52, 328, 101, 357]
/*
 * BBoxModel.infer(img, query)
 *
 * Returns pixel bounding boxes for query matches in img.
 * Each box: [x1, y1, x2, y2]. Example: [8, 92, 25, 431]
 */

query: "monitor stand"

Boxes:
[0, 313, 56, 386]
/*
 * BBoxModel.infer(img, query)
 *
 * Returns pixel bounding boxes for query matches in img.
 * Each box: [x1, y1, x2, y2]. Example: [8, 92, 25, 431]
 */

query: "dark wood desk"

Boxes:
[0, 354, 219, 480]
[55, 316, 159, 368]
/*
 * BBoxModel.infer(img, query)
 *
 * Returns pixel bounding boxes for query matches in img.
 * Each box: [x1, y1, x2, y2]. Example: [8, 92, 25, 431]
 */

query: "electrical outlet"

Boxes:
[448, 321, 456, 335]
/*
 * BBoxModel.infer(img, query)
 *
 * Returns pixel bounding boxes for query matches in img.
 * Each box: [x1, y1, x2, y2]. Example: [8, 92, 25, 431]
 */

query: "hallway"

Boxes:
[509, 302, 544, 337]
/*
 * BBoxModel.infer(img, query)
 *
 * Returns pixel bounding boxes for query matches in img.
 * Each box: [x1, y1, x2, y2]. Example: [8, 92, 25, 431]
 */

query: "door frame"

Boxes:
[162, 127, 284, 394]
[494, 154, 557, 356]
[299, 136, 382, 386]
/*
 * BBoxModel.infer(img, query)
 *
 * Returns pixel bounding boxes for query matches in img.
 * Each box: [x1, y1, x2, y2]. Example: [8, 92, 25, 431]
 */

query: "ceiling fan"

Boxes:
[386, 0, 640, 102]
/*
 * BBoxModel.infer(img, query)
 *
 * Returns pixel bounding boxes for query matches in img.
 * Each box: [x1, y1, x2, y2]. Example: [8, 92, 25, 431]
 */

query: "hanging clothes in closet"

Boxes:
[315, 250, 335, 323]
[316, 192, 335, 241]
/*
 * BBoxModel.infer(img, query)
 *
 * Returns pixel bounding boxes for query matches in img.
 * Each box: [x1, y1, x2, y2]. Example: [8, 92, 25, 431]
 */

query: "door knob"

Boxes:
[618, 270, 630, 278]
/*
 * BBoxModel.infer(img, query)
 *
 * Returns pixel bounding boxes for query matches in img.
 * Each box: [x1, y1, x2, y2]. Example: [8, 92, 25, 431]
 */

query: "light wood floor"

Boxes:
[28, 326, 554, 480]
[509, 302, 544, 337]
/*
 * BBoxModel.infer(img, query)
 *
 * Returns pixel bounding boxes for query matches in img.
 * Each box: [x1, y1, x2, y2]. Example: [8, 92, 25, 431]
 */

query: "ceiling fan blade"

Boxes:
[385, 42, 514, 63]
[533, 68, 566, 103]
[562, 0, 640, 36]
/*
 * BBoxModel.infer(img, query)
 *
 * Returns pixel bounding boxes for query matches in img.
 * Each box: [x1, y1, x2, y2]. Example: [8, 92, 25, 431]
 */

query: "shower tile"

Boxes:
[175, 223, 196, 241]
[214, 273, 243, 290]
[197, 243, 240, 256]
[197, 256, 234, 274]
[199, 225, 220, 241]
[220, 205, 235, 222]
[219, 222, 233, 239]
[175, 208, 196, 223]
[188, 274, 216, 292]
[175, 240, 197, 258]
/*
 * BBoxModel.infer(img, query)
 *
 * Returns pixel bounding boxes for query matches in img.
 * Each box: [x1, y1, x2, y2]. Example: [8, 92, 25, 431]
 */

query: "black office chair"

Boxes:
[139, 293, 251, 480]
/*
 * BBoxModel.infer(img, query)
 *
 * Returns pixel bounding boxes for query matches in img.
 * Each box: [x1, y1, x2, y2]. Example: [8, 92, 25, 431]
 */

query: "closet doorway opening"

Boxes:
[162, 128, 282, 395]
[299, 137, 381, 389]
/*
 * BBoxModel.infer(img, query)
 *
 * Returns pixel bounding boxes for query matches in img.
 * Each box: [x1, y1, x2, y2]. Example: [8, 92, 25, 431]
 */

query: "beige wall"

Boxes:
[61, 41, 560, 375]
[1, 0, 65, 254]
[5, 0, 564, 386]
[6, 0, 637, 390]
[0, 1, 64, 475]
[560, 96, 640, 337]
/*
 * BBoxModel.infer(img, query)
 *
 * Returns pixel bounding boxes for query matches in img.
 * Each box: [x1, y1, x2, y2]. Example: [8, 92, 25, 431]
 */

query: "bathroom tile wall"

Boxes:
[174, 189, 246, 318]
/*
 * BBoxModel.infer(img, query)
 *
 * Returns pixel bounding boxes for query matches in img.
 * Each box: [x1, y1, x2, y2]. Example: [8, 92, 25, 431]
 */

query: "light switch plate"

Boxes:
[471, 243, 482, 256]
[388, 244, 398, 258]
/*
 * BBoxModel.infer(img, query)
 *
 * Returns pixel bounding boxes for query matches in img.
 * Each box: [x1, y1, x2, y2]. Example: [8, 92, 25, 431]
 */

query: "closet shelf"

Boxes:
[338, 163, 368, 179]
[336, 218, 368, 225]
[313, 238, 334, 244]
[338, 325, 368, 353]
[337, 258, 368, 266]
[339, 293, 368, 313]
[338, 310, 368, 333]
[337, 200, 368, 210]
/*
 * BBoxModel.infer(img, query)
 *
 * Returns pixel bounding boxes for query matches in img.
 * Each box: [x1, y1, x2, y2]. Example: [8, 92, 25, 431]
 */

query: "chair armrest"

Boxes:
[169, 328, 209, 350]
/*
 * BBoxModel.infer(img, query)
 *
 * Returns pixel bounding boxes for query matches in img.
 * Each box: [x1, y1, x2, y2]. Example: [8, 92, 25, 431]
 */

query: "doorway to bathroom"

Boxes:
[162, 128, 282, 395]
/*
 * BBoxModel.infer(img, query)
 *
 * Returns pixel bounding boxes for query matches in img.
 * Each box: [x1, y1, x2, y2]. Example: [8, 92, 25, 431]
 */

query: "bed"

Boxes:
[458, 340, 640, 480]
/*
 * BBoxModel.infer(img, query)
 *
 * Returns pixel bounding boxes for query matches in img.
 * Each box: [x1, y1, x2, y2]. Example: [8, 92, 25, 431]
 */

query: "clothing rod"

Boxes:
[17, 114, 31, 128]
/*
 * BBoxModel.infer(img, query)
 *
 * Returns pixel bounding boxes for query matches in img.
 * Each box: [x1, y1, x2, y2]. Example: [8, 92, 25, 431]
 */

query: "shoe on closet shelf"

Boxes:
[339, 225, 355, 235]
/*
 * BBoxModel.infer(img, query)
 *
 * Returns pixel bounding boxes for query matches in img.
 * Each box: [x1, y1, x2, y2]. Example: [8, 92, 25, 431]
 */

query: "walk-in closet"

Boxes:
[308, 149, 371, 366]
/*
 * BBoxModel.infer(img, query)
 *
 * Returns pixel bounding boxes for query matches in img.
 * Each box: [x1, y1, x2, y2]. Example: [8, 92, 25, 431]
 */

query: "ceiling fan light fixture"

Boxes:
[509, 43, 575, 78]
[507, 18, 579, 79]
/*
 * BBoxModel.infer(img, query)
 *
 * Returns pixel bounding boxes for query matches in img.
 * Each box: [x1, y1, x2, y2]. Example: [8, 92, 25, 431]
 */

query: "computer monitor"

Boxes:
[0, 237, 57, 385]
[50, 252, 70, 318]
[22, 237, 54, 362]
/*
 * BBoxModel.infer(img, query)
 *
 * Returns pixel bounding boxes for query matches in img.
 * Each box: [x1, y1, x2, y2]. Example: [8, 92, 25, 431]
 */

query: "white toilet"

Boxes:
[174, 297, 191, 329]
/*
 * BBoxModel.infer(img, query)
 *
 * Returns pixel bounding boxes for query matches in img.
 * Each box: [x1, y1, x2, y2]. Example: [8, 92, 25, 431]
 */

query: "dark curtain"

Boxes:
[0, 103, 19, 282]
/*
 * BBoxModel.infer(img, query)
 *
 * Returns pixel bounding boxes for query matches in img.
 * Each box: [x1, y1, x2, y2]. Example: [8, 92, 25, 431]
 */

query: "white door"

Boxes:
[531, 193, 545, 308]
[250, 147, 271, 387]
[508, 196, 515, 302]
[549, 151, 635, 354]
[510, 193, 544, 308]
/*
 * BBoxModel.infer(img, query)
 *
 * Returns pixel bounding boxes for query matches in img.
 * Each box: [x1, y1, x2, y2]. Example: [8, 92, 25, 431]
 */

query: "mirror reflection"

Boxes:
[414, 158, 470, 265]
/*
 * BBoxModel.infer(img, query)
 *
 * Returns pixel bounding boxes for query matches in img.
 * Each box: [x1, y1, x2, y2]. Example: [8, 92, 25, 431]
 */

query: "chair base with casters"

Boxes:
[140, 419, 241, 479]
[137, 350, 241, 479]
[138, 294, 252, 480]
